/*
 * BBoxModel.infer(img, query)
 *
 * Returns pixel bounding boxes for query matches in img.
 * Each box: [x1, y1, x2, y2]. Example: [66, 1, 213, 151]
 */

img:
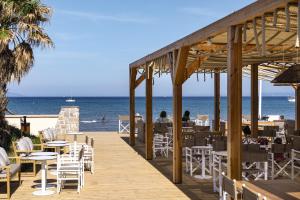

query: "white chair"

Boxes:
[166, 127, 173, 151]
[185, 147, 201, 176]
[83, 138, 94, 174]
[153, 134, 169, 158]
[268, 144, 292, 179]
[118, 115, 130, 133]
[57, 148, 84, 193]
[292, 149, 300, 180]
[212, 151, 227, 196]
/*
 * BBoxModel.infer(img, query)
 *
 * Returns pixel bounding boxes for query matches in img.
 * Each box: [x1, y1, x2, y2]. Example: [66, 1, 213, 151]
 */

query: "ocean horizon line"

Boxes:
[7, 95, 293, 98]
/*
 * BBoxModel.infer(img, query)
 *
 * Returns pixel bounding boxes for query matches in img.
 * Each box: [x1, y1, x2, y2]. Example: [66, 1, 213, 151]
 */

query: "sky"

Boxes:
[8, 0, 295, 97]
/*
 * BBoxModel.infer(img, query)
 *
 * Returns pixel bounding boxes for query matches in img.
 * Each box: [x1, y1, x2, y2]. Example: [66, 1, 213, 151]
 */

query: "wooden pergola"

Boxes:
[129, 0, 300, 183]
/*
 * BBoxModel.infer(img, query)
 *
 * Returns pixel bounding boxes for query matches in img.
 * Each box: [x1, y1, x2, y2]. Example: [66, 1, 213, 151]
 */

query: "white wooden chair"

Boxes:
[57, 148, 84, 193]
[83, 138, 95, 174]
[212, 151, 227, 196]
[153, 134, 169, 158]
[185, 147, 201, 176]
[118, 115, 130, 133]
[268, 144, 292, 179]
[292, 149, 300, 180]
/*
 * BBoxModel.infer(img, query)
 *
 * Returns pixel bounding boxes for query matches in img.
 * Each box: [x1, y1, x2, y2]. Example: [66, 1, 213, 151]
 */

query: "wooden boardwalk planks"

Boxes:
[4, 132, 190, 200]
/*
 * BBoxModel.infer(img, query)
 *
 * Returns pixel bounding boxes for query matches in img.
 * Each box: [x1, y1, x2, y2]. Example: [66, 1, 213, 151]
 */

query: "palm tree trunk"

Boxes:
[0, 83, 10, 150]
[0, 83, 8, 125]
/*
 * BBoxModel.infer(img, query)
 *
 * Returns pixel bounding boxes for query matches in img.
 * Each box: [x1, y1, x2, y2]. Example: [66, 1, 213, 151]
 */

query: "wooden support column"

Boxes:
[296, 86, 300, 130]
[129, 68, 137, 146]
[145, 65, 153, 160]
[251, 64, 259, 138]
[173, 83, 182, 184]
[227, 25, 242, 180]
[214, 72, 220, 131]
[172, 46, 189, 184]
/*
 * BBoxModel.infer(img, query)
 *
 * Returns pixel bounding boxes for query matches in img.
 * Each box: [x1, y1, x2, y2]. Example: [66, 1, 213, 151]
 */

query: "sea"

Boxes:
[7, 97, 296, 132]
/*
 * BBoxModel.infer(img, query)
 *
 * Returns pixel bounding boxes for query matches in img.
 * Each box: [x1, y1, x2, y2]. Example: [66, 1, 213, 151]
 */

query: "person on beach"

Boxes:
[182, 110, 190, 122]
[156, 111, 171, 123]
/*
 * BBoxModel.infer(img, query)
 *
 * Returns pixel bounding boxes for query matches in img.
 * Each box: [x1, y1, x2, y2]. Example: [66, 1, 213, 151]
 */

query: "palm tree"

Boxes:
[0, 0, 53, 142]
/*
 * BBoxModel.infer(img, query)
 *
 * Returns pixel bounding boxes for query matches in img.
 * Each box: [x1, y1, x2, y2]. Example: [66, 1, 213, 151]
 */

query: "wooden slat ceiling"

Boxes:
[131, 0, 300, 81]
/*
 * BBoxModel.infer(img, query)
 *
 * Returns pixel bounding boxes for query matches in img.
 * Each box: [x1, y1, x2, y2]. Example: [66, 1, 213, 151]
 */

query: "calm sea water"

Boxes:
[7, 97, 296, 131]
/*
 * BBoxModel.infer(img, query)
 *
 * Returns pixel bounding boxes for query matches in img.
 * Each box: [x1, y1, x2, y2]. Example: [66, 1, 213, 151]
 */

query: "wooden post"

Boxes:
[214, 72, 220, 131]
[129, 68, 136, 146]
[227, 25, 242, 180]
[296, 85, 300, 130]
[251, 64, 259, 137]
[173, 83, 182, 183]
[145, 65, 153, 160]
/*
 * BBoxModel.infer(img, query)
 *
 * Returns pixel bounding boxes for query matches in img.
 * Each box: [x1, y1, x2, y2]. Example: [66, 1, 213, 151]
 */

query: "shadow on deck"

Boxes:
[120, 135, 218, 200]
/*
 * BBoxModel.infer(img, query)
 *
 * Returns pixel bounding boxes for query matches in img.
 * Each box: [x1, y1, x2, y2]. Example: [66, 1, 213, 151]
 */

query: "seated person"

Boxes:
[182, 110, 190, 122]
[156, 111, 171, 123]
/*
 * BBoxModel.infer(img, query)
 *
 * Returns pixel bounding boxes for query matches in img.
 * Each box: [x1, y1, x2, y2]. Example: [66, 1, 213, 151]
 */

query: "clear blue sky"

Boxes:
[8, 0, 294, 97]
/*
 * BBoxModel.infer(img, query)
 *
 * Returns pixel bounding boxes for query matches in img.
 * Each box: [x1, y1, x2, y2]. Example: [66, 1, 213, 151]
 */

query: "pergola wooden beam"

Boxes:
[296, 85, 300, 129]
[251, 64, 259, 138]
[174, 46, 189, 84]
[130, 0, 290, 69]
[172, 47, 189, 184]
[135, 74, 145, 89]
[145, 65, 153, 160]
[214, 72, 220, 131]
[129, 68, 137, 146]
[227, 25, 243, 180]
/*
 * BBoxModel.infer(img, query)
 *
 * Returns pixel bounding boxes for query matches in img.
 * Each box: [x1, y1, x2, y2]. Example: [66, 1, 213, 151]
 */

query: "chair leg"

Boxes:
[33, 161, 36, 176]
[7, 178, 10, 199]
[18, 171, 21, 185]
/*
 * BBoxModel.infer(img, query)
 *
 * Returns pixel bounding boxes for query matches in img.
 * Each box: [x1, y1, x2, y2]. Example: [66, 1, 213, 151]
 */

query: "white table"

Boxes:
[191, 145, 213, 179]
[46, 141, 68, 153]
[27, 155, 56, 196]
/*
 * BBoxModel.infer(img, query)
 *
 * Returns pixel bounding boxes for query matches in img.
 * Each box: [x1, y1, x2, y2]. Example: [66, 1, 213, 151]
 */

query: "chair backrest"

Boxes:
[119, 115, 129, 121]
[194, 135, 207, 146]
[222, 173, 237, 199]
[85, 136, 89, 145]
[271, 144, 285, 153]
[285, 120, 295, 136]
[242, 185, 260, 200]
[154, 123, 169, 134]
[183, 133, 194, 147]
[193, 125, 210, 132]
[292, 136, 300, 151]
[23, 137, 34, 151]
[212, 137, 227, 151]
[258, 129, 276, 137]
[91, 138, 94, 148]
[78, 147, 84, 161]
[42, 129, 52, 141]
[243, 144, 268, 162]
[16, 138, 30, 151]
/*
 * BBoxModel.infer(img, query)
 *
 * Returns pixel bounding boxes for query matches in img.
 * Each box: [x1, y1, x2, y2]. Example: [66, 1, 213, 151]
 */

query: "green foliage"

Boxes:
[0, 121, 22, 152]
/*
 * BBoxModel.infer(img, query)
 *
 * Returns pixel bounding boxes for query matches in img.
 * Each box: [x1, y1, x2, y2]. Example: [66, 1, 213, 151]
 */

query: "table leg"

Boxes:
[32, 160, 55, 196]
[202, 150, 206, 177]
[42, 160, 46, 192]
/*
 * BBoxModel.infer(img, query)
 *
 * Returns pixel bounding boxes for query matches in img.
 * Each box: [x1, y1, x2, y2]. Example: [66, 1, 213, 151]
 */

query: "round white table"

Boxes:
[192, 145, 213, 179]
[46, 141, 68, 153]
[27, 155, 56, 196]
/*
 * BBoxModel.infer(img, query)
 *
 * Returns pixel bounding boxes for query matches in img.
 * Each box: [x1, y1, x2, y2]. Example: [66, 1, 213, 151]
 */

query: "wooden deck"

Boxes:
[2, 132, 191, 200]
